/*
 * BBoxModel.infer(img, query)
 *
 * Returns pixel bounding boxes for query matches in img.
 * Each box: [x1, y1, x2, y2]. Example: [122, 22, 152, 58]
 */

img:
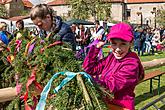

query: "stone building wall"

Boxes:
[4, 0, 24, 17]
[127, 3, 165, 28]
[51, 5, 71, 17]
[111, 3, 123, 22]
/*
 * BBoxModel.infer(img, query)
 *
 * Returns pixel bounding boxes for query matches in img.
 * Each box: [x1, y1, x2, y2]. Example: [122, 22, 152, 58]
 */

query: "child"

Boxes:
[14, 20, 30, 40]
[83, 22, 144, 110]
[30, 4, 76, 51]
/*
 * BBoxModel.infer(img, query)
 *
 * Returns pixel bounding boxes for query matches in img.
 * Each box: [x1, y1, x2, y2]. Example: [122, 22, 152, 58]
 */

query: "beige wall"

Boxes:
[111, 3, 123, 22]
[127, 3, 165, 27]
[51, 5, 71, 17]
[50, 2, 165, 28]
[4, 0, 24, 17]
[4, 4, 10, 17]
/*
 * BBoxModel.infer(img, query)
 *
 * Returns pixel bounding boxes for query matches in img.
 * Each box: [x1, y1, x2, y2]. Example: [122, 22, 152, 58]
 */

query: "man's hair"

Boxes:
[30, 4, 54, 20]
[95, 20, 100, 25]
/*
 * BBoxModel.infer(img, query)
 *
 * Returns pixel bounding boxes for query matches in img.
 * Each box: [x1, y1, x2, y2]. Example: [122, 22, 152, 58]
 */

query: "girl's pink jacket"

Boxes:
[83, 46, 144, 110]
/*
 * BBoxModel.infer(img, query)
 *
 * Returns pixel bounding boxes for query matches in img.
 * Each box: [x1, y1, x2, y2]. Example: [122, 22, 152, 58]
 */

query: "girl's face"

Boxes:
[110, 38, 131, 59]
[32, 14, 52, 31]
[16, 22, 23, 30]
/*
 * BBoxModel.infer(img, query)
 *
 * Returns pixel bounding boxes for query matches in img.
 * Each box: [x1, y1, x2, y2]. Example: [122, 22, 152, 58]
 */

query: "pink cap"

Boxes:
[107, 22, 133, 42]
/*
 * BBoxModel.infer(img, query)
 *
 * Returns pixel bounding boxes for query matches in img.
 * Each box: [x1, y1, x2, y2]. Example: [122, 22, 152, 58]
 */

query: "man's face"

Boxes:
[71, 24, 76, 32]
[95, 23, 99, 28]
[32, 14, 52, 31]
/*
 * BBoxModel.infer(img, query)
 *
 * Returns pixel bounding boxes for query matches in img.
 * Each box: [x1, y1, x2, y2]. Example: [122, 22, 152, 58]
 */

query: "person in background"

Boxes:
[83, 22, 144, 110]
[91, 20, 105, 41]
[140, 29, 146, 56]
[134, 28, 144, 56]
[145, 29, 154, 55]
[0, 22, 10, 45]
[76, 24, 86, 46]
[70, 23, 78, 37]
[13, 19, 30, 40]
[30, 4, 76, 51]
[84, 27, 92, 46]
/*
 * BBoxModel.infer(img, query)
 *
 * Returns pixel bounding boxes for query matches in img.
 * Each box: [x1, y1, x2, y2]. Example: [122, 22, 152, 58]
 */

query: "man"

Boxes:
[91, 20, 105, 41]
[30, 4, 76, 51]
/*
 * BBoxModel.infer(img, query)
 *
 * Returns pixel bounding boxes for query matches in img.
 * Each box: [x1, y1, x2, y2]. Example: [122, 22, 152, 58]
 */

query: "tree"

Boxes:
[0, 4, 7, 17]
[67, 0, 89, 20]
[66, 0, 111, 21]
[20, 10, 29, 16]
[157, 7, 165, 28]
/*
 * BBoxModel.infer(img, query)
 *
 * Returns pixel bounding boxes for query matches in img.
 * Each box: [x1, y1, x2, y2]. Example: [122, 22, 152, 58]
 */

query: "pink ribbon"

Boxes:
[15, 40, 22, 52]
[86, 40, 103, 60]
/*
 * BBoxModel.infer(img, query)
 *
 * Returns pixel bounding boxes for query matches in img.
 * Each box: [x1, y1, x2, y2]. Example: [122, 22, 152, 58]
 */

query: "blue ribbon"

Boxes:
[36, 71, 92, 110]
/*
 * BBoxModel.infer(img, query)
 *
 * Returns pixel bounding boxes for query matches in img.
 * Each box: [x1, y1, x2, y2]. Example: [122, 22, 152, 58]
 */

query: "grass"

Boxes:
[102, 47, 165, 110]
[135, 52, 165, 110]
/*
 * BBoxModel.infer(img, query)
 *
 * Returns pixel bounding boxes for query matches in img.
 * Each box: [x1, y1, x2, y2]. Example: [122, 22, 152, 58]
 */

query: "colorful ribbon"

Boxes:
[25, 38, 37, 56]
[23, 67, 43, 110]
[15, 40, 22, 52]
[76, 40, 104, 60]
[36, 71, 92, 110]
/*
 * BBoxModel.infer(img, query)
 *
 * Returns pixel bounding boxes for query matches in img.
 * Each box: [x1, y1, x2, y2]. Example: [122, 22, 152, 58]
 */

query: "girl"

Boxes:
[30, 4, 76, 51]
[83, 22, 144, 110]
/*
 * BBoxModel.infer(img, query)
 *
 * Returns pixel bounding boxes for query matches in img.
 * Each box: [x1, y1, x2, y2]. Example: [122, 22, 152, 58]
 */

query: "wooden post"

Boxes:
[142, 58, 165, 70]
[0, 58, 165, 103]
[0, 87, 17, 103]
[76, 74, 93, 108]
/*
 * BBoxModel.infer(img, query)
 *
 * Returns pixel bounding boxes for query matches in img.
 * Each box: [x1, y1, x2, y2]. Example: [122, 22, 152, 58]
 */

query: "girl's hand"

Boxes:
[94, 35, 102, 40]
[96, 41, 106, 48]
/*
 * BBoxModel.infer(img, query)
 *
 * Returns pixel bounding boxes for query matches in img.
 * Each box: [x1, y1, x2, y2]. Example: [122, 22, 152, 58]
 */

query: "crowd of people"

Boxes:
[0, 15, 164, 58]
[70, 22, 165, 58]
[0, 3, 165, 110]
[133, 27, 165, 56]
[0, 20, 35, 46]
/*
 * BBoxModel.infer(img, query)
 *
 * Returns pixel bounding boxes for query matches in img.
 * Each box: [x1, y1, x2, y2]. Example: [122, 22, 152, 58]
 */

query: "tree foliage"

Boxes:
[0, 4, 7, 17]
[20, 10, 29, 16]
[66, 0, 111, 21]
[157, 7, 165, 28]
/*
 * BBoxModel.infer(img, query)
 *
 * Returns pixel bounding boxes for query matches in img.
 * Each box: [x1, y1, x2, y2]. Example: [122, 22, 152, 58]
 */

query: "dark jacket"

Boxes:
[39, 16, 76, 51]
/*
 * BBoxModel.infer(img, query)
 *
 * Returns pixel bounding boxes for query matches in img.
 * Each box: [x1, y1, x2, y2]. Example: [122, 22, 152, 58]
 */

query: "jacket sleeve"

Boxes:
[54, 16, 62, 33]
[83, 45, 106, 75]
[58, 23, 71, 38]
[106, 59, 141, 93]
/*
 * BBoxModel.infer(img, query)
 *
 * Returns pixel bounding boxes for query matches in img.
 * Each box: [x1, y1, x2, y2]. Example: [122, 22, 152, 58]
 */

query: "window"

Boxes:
[153, 7, 156, 11]
[68, 11, 71, 17]
[139, 7, 142, 10]
[126, 9, 131, 17]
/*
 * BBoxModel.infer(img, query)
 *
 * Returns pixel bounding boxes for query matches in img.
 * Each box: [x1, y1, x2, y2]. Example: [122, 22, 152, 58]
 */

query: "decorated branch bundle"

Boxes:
[35, 72, 110, 110]
[0, 34, 111, 109]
